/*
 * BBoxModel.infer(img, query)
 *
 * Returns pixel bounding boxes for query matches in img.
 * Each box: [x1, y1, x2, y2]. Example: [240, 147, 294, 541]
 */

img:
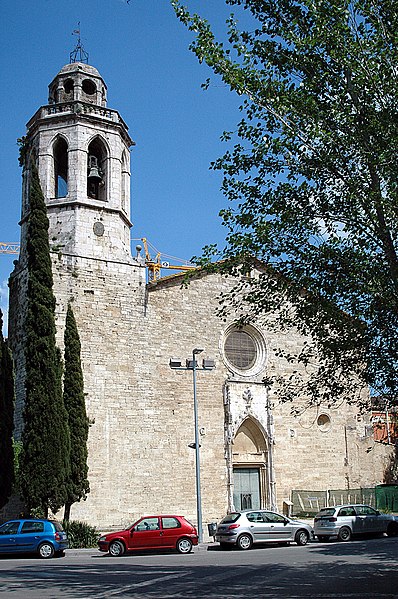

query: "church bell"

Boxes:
[87, 155, 103, 182]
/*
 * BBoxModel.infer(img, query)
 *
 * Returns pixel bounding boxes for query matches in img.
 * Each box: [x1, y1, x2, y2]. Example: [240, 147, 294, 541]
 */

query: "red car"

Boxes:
[98, 515, 198, 555]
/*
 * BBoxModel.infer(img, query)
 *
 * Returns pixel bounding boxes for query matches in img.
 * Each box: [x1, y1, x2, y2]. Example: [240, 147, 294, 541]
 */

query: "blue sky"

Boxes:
[0, 0, 248, 334]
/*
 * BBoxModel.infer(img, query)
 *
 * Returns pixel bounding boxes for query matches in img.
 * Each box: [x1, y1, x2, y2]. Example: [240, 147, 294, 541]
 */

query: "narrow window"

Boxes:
[54, 138, 68, 198]
[87, 138, 107, 201]
[121, 150, 128, 213]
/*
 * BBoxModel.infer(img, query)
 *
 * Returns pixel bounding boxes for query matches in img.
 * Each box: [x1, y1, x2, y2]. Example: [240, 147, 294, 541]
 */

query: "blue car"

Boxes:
[0, 519, 68, 558]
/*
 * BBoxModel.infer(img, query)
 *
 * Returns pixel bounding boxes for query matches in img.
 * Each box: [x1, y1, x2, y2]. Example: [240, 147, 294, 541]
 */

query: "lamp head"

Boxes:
[193, 348, 205, 355]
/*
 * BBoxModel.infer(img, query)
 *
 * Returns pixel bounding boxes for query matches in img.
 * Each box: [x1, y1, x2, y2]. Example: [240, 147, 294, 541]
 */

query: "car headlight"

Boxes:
[98, 536, 107, 542]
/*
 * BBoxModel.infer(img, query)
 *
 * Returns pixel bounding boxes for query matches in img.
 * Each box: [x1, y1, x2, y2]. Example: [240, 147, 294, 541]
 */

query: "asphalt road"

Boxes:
[0, 537, 396, 598]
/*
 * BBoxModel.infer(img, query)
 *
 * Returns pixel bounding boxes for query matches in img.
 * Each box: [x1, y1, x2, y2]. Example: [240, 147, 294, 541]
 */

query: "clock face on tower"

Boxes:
[93, 221, 105, 237]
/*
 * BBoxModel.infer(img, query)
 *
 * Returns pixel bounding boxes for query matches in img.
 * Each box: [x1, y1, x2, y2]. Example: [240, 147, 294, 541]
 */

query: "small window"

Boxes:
[21, 521, 44, 534]
[161, 517, 181, 530]
[82, 79, 96, 95]
[0, 521, 19, 535]
[355, 506, 376, 516]
[246, 512, 264, 523]
[264, 512, 286, 523]
[64, 79, 74, 94]
[317, 414, 331, 432]
[135, 517, 159, 531]
[338, 507, 355, 517]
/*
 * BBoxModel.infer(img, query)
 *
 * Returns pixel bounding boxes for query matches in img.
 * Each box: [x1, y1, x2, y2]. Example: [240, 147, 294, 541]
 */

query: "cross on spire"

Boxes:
[70, 23, 89, 64]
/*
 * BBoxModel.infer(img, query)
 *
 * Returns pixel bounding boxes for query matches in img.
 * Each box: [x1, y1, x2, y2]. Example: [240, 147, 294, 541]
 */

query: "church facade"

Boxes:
[9, 61, 390, 532]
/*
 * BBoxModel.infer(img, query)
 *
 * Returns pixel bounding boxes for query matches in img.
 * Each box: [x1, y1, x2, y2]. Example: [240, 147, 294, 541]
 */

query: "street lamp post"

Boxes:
[169, 349, 215, 543]
[192, 348, 203, 543]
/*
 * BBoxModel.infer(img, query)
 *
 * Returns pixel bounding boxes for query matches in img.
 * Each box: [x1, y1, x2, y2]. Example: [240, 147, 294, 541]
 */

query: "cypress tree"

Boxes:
[20, 160, 70, 516]
[63, 303, 90, 521]
[0, 309, 15, 509]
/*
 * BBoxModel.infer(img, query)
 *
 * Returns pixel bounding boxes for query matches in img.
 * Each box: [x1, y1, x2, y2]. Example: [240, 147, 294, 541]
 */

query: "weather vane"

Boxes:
[70, 23, 89, 64]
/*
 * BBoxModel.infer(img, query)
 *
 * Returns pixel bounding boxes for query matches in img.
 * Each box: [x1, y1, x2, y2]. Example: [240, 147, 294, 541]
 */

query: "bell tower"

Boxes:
[22, 60, 134, 262]
[10, 58, 146, 440]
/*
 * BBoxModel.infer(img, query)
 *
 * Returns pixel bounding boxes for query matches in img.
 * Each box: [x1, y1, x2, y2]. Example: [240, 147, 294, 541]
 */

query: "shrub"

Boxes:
[63, 520, 99, 548]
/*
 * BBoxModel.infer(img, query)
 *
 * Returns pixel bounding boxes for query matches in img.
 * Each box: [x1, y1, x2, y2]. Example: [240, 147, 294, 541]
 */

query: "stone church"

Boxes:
[8, 60, 389, 534]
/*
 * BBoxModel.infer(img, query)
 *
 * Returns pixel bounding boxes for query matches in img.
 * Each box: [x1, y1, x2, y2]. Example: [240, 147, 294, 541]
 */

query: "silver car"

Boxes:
[314, 504, 398, 542]
[215, 510, 314, 550]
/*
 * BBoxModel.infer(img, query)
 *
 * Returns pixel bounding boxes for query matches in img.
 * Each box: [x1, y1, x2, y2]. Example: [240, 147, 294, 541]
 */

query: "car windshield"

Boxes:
[220, 513, 240, 524]
[316, 508, 336, 517]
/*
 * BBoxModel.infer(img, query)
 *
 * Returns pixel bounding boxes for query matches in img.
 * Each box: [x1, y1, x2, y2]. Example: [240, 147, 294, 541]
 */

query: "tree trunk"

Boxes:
[64, 502, 71, 522]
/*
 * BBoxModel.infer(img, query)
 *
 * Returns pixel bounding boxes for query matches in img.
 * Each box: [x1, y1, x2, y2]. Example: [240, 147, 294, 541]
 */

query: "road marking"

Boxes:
[94, 571, 192, 598]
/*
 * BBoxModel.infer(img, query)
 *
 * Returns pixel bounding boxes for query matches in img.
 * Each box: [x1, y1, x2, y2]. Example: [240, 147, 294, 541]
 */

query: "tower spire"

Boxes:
[70, 23, 89, 64]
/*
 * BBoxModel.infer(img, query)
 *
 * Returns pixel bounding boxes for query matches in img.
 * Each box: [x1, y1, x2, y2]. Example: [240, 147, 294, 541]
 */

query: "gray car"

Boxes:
[314, 504, 398, 542]
[215, 510, 314, 550]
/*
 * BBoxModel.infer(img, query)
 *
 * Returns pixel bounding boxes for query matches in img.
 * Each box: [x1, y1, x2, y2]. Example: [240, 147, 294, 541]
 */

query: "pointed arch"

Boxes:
[231, 417, 269, 511]
[87, 136, 108, 201]
[234, 416, 268, 454]
[233, 417, 268, 459]
[53, 136, 68, 198]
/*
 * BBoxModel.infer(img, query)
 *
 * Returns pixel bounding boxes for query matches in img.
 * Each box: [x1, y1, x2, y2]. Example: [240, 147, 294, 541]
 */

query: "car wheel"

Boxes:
[295, 530, 310, 546]
[317, 535, 330, 542]
[237, 534, 253, 550]
[387, 522, 398, 537]
[338, 526, 352, 542]
[38, 542, 55, 559]
[109, 540, 125, 557]
[177, 538, 193, 554]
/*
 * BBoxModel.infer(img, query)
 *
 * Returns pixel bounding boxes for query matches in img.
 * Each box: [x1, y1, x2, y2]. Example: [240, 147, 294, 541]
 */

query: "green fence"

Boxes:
[375, 485, 398, 512]
[291, 488, 376, 517]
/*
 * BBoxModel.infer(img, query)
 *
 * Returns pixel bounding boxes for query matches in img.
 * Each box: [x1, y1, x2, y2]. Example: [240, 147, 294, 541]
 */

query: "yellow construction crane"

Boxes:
[138, 238, 196, 282]
[0, 242, 20, 255]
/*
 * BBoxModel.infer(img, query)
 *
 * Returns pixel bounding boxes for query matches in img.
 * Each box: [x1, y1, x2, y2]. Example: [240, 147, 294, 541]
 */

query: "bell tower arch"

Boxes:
[53, 136, 69, 198]
[87, 136, 108, 201]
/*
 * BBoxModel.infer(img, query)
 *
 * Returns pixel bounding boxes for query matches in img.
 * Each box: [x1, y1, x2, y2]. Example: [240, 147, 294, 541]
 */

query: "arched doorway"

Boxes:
[232, 418, 269, 511]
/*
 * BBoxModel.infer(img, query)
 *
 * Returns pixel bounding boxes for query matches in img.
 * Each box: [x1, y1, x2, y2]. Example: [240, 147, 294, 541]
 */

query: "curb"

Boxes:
[66, 542, 218, 556]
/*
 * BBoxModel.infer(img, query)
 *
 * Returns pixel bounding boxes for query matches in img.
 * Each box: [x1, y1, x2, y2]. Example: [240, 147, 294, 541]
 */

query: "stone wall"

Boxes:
[9, 250, 391, 533]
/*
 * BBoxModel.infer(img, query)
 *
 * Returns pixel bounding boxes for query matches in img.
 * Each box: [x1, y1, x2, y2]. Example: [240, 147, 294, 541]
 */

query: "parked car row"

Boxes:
[0, 504, 397, 558]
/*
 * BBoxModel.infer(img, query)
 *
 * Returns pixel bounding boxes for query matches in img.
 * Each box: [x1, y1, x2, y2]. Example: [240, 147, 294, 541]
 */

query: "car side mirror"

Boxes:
[284, 518, 289, 525]
[130, 528, 135, 535]
[375, 510, 380, 515]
